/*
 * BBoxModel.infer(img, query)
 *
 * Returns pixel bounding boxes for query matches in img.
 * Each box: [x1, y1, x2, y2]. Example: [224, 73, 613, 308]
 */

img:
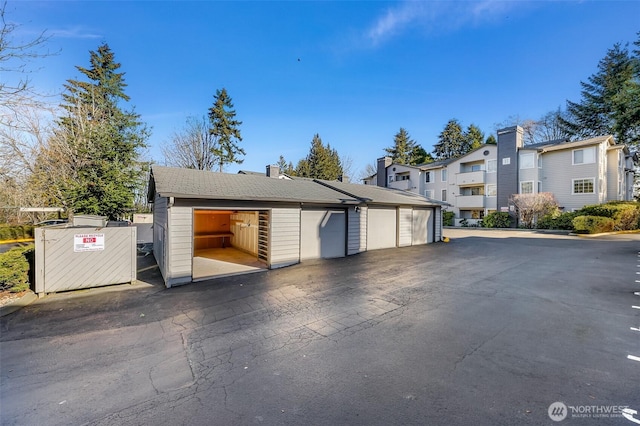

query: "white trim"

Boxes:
[572, 177, 595, 195]
[486, 184, 497, 197]
[520, 181, 534, 194]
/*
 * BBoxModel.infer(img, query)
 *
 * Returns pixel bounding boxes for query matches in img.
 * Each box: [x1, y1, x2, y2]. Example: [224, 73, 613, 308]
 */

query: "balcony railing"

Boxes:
[389, 179, 412, 190]
[456, 195, 485, 208]
[456, 170, 485, 187]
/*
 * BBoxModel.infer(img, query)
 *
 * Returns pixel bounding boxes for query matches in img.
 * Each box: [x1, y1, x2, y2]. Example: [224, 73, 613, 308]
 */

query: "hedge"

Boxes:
[537, 211, 578, 230]
[443, 211, 455, 226]
[0, 245, 34, 293]
[572, 215, 615, 234]
[481, 212, 511, 228]
[0, 225, 34, 241]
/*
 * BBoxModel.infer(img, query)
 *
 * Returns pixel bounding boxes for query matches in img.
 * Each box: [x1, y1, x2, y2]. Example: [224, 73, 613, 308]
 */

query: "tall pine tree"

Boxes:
[433, 119, 465, 160]
[295, 134, 343, 180]
[50, 43, 148, 220]
[385, 128, 417, 164]
[559, 35, 640, 148]
[208, 88, 244, 172]
[463, 124, 485, 153]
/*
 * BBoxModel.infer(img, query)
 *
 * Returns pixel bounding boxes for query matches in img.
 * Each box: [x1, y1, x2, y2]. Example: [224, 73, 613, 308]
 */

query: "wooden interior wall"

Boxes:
[230, 212, 258, 255]
[193, 210, 231, 250]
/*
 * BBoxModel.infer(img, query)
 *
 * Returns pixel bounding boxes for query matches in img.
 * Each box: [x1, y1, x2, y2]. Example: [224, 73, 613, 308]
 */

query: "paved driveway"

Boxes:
[1, 230, 638, 425]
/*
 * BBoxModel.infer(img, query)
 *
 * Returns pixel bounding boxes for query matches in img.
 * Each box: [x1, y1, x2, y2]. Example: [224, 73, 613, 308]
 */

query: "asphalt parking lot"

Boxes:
[1, 229, 638, 425]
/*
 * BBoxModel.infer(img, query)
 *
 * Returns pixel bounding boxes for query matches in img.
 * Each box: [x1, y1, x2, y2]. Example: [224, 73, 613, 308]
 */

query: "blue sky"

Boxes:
[9, 1, 640, 178]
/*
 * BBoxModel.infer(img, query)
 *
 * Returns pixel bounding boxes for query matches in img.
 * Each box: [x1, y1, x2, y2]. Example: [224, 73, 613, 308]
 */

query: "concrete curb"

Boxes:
[572, 229, 640, 238]
[0, 291, 38, 317]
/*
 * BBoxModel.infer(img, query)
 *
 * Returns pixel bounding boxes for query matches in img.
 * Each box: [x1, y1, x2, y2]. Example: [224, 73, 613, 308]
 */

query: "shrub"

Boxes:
[0, 245, 34, 293]
[537, 211, 578, 230]
[482, 212, 511, 228]
[575, 201, 640, 231]
[572, 215, 615, 234]
[0, 225, 34, 241]
[442, 210, 455, 226]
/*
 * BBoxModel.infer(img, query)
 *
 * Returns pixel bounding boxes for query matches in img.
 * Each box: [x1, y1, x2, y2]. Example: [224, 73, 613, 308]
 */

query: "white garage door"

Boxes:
[300, 209, 346, 260]
[367, 207, 397, 250]
[412, 209, 432, 245]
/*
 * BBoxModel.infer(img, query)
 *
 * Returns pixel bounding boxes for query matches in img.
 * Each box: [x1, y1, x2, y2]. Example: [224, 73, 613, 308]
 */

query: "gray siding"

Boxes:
[270, 207, 300, 268]
[347, 206, 367, 255]
[434, 207, 441, 242]
[541, 149, 600, 211]
[497, 126, 523, 220]
[606, 149, 618, 201]
[398, 207, 412, 247]
[167, 206, 193, 287]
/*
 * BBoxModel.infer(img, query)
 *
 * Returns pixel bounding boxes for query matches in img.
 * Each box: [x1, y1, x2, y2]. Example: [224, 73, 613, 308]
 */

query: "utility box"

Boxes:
[34, 226, 137, 295]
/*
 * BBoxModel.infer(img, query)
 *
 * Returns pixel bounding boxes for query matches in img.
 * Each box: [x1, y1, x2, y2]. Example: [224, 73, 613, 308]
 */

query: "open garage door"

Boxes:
[367, 207, 397, 250]
[300, 209, 346, 260]
[412, 208, 433, 245]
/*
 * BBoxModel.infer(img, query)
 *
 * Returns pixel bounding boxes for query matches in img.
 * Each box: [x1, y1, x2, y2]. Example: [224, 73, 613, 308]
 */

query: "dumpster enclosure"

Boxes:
[35, 226, 137, 295]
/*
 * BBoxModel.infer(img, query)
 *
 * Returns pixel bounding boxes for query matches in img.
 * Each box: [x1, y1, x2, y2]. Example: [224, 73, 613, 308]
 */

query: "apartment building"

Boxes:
[365, 126, 636, 226]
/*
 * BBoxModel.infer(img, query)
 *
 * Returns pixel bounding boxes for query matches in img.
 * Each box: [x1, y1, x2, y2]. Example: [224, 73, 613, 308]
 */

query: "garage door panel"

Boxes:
[412, 209, 431, 245]
[367, 208, 397, 250]
[301, 209, 346, 260]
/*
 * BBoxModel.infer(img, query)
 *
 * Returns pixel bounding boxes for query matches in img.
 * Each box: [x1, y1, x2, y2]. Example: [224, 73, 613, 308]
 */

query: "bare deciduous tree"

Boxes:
[510, 192, 558, 228]
[162, 116, 219, 170]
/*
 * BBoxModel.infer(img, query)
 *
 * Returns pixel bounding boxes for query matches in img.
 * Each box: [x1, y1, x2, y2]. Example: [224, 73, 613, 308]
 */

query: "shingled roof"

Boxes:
[149, 166, 443, 207]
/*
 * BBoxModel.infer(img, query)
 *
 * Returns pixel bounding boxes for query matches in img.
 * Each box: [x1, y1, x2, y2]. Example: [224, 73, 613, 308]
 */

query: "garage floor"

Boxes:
[193, 248, 267, 280]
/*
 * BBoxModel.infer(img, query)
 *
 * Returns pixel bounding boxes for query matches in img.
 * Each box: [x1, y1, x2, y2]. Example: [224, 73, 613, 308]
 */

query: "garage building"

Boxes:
[148, 166, 445, 287]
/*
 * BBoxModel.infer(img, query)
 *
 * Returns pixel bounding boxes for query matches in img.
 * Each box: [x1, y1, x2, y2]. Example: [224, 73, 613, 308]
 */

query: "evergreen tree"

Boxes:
[433, 119, 465, 160]
[411, 146, 434, 165]
[559, 35, 640, 148]
[385, 128, 417, 164]
[295, 134, 343, 180]
[463, 124, 485, 153]
[208, 88, 244, 171]
[50, 43, 148, 220]
[485, 134, 497, 145]
[276, 155, 295, 175]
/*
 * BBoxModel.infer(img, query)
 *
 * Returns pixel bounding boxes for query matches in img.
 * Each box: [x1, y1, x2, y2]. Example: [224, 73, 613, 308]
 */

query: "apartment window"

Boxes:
[425, 190, 434, 199]
[470, 187, 484, 196]
[520, 181, 534, 194]
[471, 164, 482, 172]
[538, 155, 542, 168]
[537, 181, 542, 193]
[388, 175, 394, 184]
[487, 159, 497, 173]
[425, 171, 431, 183]
[441, 189, 447, 202]
[441, 169, 447, 181]
[520, 152, 535, 169]
[502, 157, 511, 165]
[486, 184, 497, 196]
[572, 178, 595, 194]
[573, 147, 596, 165]
[398, 174, 409, 181]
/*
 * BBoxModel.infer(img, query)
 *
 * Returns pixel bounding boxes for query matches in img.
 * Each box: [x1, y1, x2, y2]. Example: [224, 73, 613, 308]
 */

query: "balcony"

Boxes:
[389, 179, 412, 190]
[456, 170, 485, 187]
[456, 195, 485, 209]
